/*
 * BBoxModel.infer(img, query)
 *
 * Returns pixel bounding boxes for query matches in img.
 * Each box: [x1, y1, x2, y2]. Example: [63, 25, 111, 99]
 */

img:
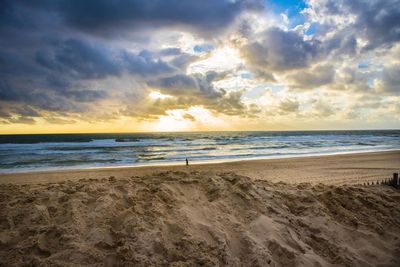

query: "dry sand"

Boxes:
[0, 151, 399, 266]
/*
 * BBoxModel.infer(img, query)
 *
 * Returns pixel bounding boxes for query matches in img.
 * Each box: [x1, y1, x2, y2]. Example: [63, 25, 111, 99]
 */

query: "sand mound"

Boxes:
[1, 171, 399, 266]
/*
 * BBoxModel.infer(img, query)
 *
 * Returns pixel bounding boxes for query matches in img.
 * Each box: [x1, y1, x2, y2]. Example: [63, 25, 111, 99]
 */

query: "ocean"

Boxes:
[0, 130, 399, 173]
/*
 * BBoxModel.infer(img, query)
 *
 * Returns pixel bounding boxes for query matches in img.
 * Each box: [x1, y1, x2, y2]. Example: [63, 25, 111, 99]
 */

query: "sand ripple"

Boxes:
[1, 171, 399, 266]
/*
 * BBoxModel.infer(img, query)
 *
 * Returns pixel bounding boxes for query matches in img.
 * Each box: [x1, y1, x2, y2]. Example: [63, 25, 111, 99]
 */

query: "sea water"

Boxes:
[0, 130, 399, 173]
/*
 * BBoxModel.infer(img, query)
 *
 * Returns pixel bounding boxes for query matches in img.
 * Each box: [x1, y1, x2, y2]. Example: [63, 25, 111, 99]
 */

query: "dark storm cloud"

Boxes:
[0, 0, 263, 36]
[169, 54, 200, 70]
[377, 64, 400, 94]
[8, 116, 36, 125]
[160, 48, 182, 56]
[241, 26, 359, 76]
[148, 72, 224, 99]
[62, 90, 108, 103]
[13, 106, 40, 117]
[0, 0, 264, 124]
[0, 108, 10, 119]
[242, 27, 320, 72]
[55, 0, 263, 35]
[287, 64, 335, 90]
[323, 32, 358, 57]
[122, 50, 177, 77]
[0, 105, 40, 124]
[357, 0, 400, 50]
[240, 0, 399, 82]
[35, 39, 122, 80]
[0, 34, 185, 123]
[307, 0, 400, 50]
[35, 38, 181, 82]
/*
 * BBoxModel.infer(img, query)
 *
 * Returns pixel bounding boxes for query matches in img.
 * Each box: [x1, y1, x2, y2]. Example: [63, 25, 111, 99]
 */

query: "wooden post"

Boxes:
[394, 173, 399, 187]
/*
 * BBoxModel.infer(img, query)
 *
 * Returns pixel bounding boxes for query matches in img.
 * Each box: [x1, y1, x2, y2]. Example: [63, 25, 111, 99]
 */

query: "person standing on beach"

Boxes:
[186, 158, 189, 166]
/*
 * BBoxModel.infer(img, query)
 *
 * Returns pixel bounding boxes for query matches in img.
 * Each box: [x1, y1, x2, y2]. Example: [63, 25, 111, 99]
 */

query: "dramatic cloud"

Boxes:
[0, 0, 399, 131]
[59, 0, 262, 35]
[149, 72, 223, 98]
[0, 0, 262, 37]
[242, 27, 319, 71]
[287, 64, 335, 90]
[35, 39, 122, 80]
[375, 64, 400, 94]
[305, 0, 400, 50]
[278, 99, 300, 114]
[143, 71, 254, 117]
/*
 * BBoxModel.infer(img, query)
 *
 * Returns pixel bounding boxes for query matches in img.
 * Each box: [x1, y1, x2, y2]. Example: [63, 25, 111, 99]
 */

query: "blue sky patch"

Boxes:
[358, 62, 369, 69]
[241, 72, 253, 79]
[305, 22, 318, 35]
[267, 0, 307, 28]
[194, 43, 214, 53]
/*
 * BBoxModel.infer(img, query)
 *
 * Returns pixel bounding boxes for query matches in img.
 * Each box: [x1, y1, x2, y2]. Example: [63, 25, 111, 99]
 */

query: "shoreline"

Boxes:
[1, 150, 399, 185]
[1, 147, 399, 175]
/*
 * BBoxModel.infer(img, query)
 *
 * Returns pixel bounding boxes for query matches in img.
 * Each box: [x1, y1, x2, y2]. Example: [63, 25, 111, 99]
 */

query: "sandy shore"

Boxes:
[1, 151, 399, 266]
[1, 150, 399, 185]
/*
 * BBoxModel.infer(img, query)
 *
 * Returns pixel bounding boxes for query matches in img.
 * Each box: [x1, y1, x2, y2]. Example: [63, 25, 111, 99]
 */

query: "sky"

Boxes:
[0, 0, 399, 133]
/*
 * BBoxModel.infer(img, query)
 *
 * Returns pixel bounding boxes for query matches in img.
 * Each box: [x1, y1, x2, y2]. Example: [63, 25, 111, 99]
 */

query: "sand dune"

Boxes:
[1, 170, 399, 266]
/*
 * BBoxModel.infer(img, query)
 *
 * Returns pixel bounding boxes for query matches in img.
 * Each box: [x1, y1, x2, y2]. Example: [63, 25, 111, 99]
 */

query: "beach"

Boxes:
[1, 150, 399, 185]
[2, 0, 400, 265]
[1, 151, 400, 266]
[1, 130, 399, 174]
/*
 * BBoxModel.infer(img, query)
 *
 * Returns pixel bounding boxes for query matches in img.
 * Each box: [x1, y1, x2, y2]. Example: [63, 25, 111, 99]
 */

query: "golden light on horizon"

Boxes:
[149, 109, 194, 132]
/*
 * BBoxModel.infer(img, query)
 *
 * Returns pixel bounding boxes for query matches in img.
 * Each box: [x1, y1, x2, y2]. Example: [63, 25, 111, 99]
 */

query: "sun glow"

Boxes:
[145, 106, 235, 132]
[149, 91, 172, 99]
[188, 46, 243, 74]
[151, 110, 193, 132]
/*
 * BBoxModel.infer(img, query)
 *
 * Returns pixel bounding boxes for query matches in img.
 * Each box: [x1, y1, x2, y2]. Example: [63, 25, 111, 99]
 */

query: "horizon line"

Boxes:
[1, 128, 400, 135]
